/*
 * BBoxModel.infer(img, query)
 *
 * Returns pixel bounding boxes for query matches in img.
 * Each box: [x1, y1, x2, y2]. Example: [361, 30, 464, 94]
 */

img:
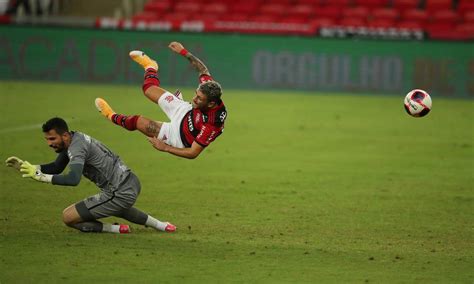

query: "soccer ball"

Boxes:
[404, 89, 432, 117]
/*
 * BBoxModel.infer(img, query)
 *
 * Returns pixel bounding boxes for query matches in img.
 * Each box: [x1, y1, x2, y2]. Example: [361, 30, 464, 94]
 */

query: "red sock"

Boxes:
[111, 114, 140, 131]
[142, 68, 160, 92]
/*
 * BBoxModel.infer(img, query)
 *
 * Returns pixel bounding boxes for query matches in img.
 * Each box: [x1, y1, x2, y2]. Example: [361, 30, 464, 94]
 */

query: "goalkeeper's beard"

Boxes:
[51, 141, 66, 153]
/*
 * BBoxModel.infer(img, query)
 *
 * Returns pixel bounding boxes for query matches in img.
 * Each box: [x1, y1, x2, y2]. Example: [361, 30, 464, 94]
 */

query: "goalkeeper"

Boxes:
[5, 117, 176, 234]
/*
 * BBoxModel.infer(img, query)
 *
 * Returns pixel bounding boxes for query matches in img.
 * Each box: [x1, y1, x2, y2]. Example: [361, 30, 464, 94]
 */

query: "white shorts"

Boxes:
[157, 91, 192, 148]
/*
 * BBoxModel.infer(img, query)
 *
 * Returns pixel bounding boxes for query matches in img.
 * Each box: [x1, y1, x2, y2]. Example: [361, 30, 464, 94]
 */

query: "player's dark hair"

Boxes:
[199, 81, 222, 104]
[42, 117, 69, 134]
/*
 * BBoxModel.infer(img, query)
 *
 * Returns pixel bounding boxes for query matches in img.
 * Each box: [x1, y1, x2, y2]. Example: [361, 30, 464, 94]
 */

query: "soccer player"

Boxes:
[95, 41, 227, 159]
[5, 117, 176, 234]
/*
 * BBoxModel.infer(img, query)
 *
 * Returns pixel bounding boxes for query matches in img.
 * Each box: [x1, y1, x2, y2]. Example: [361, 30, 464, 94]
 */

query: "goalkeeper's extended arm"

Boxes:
[20, 161, 52, 183]
[20, 162, 83, 186]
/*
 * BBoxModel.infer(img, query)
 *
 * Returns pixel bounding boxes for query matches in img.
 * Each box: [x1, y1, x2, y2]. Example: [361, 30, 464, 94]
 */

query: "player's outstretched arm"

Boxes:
[168, 41, 211, 77]
[147, 137, 204, 159]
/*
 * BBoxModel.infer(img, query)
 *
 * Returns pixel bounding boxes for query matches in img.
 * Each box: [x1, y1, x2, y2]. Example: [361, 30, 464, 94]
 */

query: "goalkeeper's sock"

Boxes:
[102, 223, 130, 234]
[111, 114, 140, 131]
[145, 215, 170, 232]
[142, 68, 160, 93]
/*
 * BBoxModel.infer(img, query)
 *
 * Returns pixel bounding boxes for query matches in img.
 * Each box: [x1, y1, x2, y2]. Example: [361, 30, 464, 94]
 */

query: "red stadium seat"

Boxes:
[368, 18, 396, 27]
[424, 0, 453, 12]
[280, 16, 310, 24]
[464, 11, 474, 23]
[132, 12, 160, 22]
[201, 3, 228, 14]
[231, 3, 261, 14]
[144, 1, 172, 14]
[392, 0, 420, 12]
[287, 4, 316, 18]
[320, 0, 352, 7]
[455, 22, 474, 38]
[402, 9, 429, 23]
[174, 2, 201, 13]
[315, 6, 343, 19]
[371, 8, 400, 21]
[339, 17, 367, 26]
[354, 0, 390, 9]
[397, 20, 424, 29]
[222, 13, 250, 21]
[296, 0, 323, 5]
[249, 14, 278, 23]
[431, 10, 459, 25]
[457, 0, 474, 15]
[343, 6, 370, 18]
[259, 4, 288, 17]
[310, 17, 338, 27]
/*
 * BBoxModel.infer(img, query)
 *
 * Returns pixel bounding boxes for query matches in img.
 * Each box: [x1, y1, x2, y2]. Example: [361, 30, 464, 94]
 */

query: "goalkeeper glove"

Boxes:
[20, 161, 52, 183]
[5, 156, 24, 171]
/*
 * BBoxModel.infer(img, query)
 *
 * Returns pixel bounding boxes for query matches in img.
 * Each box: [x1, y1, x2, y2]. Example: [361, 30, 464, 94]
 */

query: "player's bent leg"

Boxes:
[121, 207, 176, 233]
[143, 85, 168, 104]
[63, 201, 130, 234]
[136, 116, 163, 137]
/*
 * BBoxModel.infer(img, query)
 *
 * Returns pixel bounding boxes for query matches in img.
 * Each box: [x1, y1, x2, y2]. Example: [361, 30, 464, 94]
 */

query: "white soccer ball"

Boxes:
[404, 89, 432, 117]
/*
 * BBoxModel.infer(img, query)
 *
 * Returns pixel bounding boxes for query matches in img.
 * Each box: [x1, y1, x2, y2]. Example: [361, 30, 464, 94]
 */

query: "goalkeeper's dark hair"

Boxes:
[199, 81, 222, 104]
[42, 117, 69, 134]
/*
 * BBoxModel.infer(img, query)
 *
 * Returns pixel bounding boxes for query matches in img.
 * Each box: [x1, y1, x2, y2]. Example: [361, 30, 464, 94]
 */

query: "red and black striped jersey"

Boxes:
[179, 75, 227, 148]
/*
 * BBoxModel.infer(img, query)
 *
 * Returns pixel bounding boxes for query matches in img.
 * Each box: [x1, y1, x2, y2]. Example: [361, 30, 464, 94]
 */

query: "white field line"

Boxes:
[0, 124, 43, 134]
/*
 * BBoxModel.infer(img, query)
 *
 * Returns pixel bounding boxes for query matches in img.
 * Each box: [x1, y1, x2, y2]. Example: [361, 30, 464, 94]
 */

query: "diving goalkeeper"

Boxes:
[5, 117, 176, 234]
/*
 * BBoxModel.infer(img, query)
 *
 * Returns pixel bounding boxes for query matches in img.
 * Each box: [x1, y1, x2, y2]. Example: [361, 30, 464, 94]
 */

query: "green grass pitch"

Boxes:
[0, 81, 472, 282]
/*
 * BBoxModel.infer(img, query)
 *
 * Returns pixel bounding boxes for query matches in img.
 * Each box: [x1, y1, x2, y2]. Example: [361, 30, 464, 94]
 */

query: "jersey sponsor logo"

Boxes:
[187, 114, 194, 132]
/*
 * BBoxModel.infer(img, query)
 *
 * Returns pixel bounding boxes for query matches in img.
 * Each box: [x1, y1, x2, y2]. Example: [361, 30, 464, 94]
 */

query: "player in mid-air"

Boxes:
[95, 41, 227, 159]
[5, 117, 176, 234]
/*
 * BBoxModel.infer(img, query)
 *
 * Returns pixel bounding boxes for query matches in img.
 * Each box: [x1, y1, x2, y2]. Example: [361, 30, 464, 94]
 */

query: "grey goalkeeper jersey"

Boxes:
[67, 131, 130, 191]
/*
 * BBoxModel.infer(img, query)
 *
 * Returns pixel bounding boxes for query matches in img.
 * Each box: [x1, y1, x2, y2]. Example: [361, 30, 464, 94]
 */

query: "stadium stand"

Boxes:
[114, 0, 472, 40]
[2, 0, 473, 40]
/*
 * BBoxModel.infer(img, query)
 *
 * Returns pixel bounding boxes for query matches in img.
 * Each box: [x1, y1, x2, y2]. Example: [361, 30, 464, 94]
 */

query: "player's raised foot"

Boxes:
[95, 98, 115, 120]
[164, 222, 176, 233]
[119, 224, 131, 234]
[129, 50, 158, 71]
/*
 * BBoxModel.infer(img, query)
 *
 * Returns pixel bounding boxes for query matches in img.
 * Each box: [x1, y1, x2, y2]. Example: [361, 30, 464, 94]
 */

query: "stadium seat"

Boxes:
[320, 0, 353, 7]
[455, 22, 474, 38]
[287, 4, 316, 18]
[402, 9, 429, 23]
[457, 0, 474, 16]
[310, 17, 338, 27]
[222, 13, 249, 21]
[143, 1, 172, 14]
[201, 3, 228, 14]
[396, 20, 424, 29]
[424, 0, 453, 12]
[342, 6, 370, 18]
[132, 12, 159, 22]
[354, 0, 390, 9]
[339, 17, 367, 27]
[259, 4, 288, 17]
[464, 11, 474, 23]
[431, 10, 458, 25]
[280, 16, 309, 24]
[231, 3, 261, 14]
[368, 18, 396, 27]
[371, 8, 400, 21]
[315, 5, 343, 19]
[250, 14, 278, 23]
[392, 0, 421, 13]
[174, 2, 201, 13]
